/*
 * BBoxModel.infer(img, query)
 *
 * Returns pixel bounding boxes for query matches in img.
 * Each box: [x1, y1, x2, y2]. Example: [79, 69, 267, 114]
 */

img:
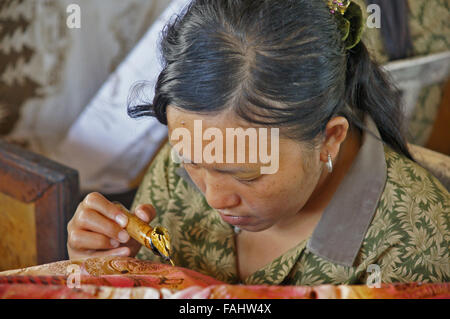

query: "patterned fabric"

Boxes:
[1, 257, 448, 299]
[131, 142, 450, 286]
[353, 0, 450, 146]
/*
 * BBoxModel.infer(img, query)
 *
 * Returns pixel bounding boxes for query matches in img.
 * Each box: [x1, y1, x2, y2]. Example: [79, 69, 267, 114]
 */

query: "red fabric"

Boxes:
[0, 257, 448, 299]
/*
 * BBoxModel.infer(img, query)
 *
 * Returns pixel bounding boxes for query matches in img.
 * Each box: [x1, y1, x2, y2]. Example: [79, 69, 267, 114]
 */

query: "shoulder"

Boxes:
[360, 147, 449, 283]
[383, 146, 449, 208]
[131, 142, 183, 213]
[368, 146, 449, 236]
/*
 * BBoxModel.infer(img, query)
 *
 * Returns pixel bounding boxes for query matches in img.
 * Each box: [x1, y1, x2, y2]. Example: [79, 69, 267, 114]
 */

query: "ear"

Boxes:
[319, 116, 349, 164]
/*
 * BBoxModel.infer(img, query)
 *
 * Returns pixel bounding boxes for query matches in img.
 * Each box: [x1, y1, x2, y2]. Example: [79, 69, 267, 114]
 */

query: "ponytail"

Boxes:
[345, 41, 414, 160]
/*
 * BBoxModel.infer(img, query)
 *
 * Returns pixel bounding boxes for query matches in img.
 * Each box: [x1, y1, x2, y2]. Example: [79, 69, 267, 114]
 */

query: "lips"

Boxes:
[218, 212, 253, 227]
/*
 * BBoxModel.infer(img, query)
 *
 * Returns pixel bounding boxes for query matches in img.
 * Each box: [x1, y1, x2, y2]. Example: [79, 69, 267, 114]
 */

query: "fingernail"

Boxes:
[136, 209, 148, 222]
[115, 214, 128, 227]
[110, 239, 120, 248]
[118, 230, 130, 243]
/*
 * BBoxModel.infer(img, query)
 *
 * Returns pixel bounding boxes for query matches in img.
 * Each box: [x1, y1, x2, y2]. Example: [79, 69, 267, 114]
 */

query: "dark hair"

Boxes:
[367, 0, 413, 60]
[128, 0, 413, 160]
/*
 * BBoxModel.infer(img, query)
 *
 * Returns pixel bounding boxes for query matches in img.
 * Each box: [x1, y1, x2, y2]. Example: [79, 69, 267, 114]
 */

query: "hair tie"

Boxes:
[327, 0, 364, 50]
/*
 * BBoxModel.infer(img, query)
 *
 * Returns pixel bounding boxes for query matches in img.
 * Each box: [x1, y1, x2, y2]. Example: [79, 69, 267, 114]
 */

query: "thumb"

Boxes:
[133, 204, 156, 223]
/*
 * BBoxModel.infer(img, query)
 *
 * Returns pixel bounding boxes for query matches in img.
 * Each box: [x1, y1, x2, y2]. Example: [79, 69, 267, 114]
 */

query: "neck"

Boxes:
[308, 126, 362, 209]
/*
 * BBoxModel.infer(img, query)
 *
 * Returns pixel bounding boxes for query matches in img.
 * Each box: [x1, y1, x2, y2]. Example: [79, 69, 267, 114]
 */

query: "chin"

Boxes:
[239, 222, 273, 233]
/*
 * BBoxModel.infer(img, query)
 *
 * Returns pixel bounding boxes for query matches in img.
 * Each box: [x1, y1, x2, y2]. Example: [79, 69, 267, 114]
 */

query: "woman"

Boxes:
[67, 0, 449, 285]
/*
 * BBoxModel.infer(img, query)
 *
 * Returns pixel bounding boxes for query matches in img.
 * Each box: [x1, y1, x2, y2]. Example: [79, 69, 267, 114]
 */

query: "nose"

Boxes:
[205, 188, 240, 211]
[203, 176, 240, 211]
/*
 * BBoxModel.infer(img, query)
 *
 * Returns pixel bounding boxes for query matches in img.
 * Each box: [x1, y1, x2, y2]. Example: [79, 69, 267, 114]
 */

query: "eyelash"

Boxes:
[183, 163, 260, 184]
[234, 176, 260, 184]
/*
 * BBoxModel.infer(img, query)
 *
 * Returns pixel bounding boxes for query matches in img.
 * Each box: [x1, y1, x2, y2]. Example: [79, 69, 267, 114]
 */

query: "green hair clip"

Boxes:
[327, 0, 364, 50]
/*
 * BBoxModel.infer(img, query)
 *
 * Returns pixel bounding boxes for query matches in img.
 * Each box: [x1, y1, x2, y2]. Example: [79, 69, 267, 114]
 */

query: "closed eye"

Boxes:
[234, 175, 261, 184]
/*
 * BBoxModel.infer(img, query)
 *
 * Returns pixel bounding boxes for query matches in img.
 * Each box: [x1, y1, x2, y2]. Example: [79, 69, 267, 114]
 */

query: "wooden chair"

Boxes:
[0, 140, 79, 271]
[426, 79, 450, 155]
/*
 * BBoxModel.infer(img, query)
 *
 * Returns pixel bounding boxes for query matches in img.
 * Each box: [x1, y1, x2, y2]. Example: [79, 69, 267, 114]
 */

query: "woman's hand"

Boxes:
[67, 192, 156, 260]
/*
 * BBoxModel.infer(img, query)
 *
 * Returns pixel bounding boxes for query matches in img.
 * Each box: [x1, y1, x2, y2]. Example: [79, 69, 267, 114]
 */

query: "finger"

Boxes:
[83, 192, 128, 227]
[68, 246, 131, 259]
[90, 247, 131, 257]
[67, 247, 95, 260]
[133, 204, 156, 223]
[76, 208, 130, 243]
[69, 229, 122, 251]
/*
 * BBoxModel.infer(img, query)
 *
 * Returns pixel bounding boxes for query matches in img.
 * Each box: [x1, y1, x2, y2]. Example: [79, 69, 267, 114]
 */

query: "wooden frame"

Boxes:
[383, 50, 450, 121]
[0, 140, 79, 270]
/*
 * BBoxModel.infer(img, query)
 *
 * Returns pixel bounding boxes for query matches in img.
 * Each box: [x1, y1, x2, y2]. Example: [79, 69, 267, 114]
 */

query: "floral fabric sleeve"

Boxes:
[371, 150, 450, 283]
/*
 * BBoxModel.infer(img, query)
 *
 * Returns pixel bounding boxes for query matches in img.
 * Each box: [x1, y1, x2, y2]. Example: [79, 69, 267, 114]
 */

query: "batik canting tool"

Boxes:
[114, 202, 174, 266]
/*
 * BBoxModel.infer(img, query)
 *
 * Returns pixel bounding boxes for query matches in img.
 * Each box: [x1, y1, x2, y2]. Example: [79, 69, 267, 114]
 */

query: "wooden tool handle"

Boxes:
[114, 203, 153, 250]
[113, 202, 174, 266]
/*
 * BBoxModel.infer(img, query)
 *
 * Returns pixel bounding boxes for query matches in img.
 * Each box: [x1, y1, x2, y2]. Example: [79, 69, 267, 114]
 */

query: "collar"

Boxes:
[175, 115, 387, 268]
[306, 115, 387, 266]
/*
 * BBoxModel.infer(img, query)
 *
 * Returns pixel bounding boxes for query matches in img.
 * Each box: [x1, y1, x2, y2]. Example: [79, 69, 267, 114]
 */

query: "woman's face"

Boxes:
[167, 106, 324, 233]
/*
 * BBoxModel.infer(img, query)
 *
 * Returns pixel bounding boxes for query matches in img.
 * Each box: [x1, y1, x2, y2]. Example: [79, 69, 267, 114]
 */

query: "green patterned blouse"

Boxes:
[131, 117, 449, 285]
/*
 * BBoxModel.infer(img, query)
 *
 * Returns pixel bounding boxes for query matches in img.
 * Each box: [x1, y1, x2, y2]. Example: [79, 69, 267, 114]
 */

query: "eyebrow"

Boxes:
[178, 154, 258, 174]
[193, 160, 257, 174]
[169, 142, 259, 174]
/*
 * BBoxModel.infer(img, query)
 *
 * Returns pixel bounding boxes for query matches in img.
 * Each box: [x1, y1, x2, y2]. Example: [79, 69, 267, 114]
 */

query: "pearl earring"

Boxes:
[326, 154, 333, 173]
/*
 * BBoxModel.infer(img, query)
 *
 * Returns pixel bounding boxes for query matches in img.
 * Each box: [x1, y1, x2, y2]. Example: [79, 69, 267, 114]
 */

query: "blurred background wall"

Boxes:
[0, 0, 169, 154]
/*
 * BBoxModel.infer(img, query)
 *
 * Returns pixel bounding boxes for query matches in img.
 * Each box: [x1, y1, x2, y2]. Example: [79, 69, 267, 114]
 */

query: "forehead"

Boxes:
[166, 105, 304, 169]
[167, 106, 245, 131]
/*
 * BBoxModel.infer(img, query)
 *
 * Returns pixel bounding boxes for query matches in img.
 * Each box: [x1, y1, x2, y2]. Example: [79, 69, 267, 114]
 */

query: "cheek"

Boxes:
[240, 163, 319, 217]
[239, 175, 304, 214]
[183, 165, 205, 192]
